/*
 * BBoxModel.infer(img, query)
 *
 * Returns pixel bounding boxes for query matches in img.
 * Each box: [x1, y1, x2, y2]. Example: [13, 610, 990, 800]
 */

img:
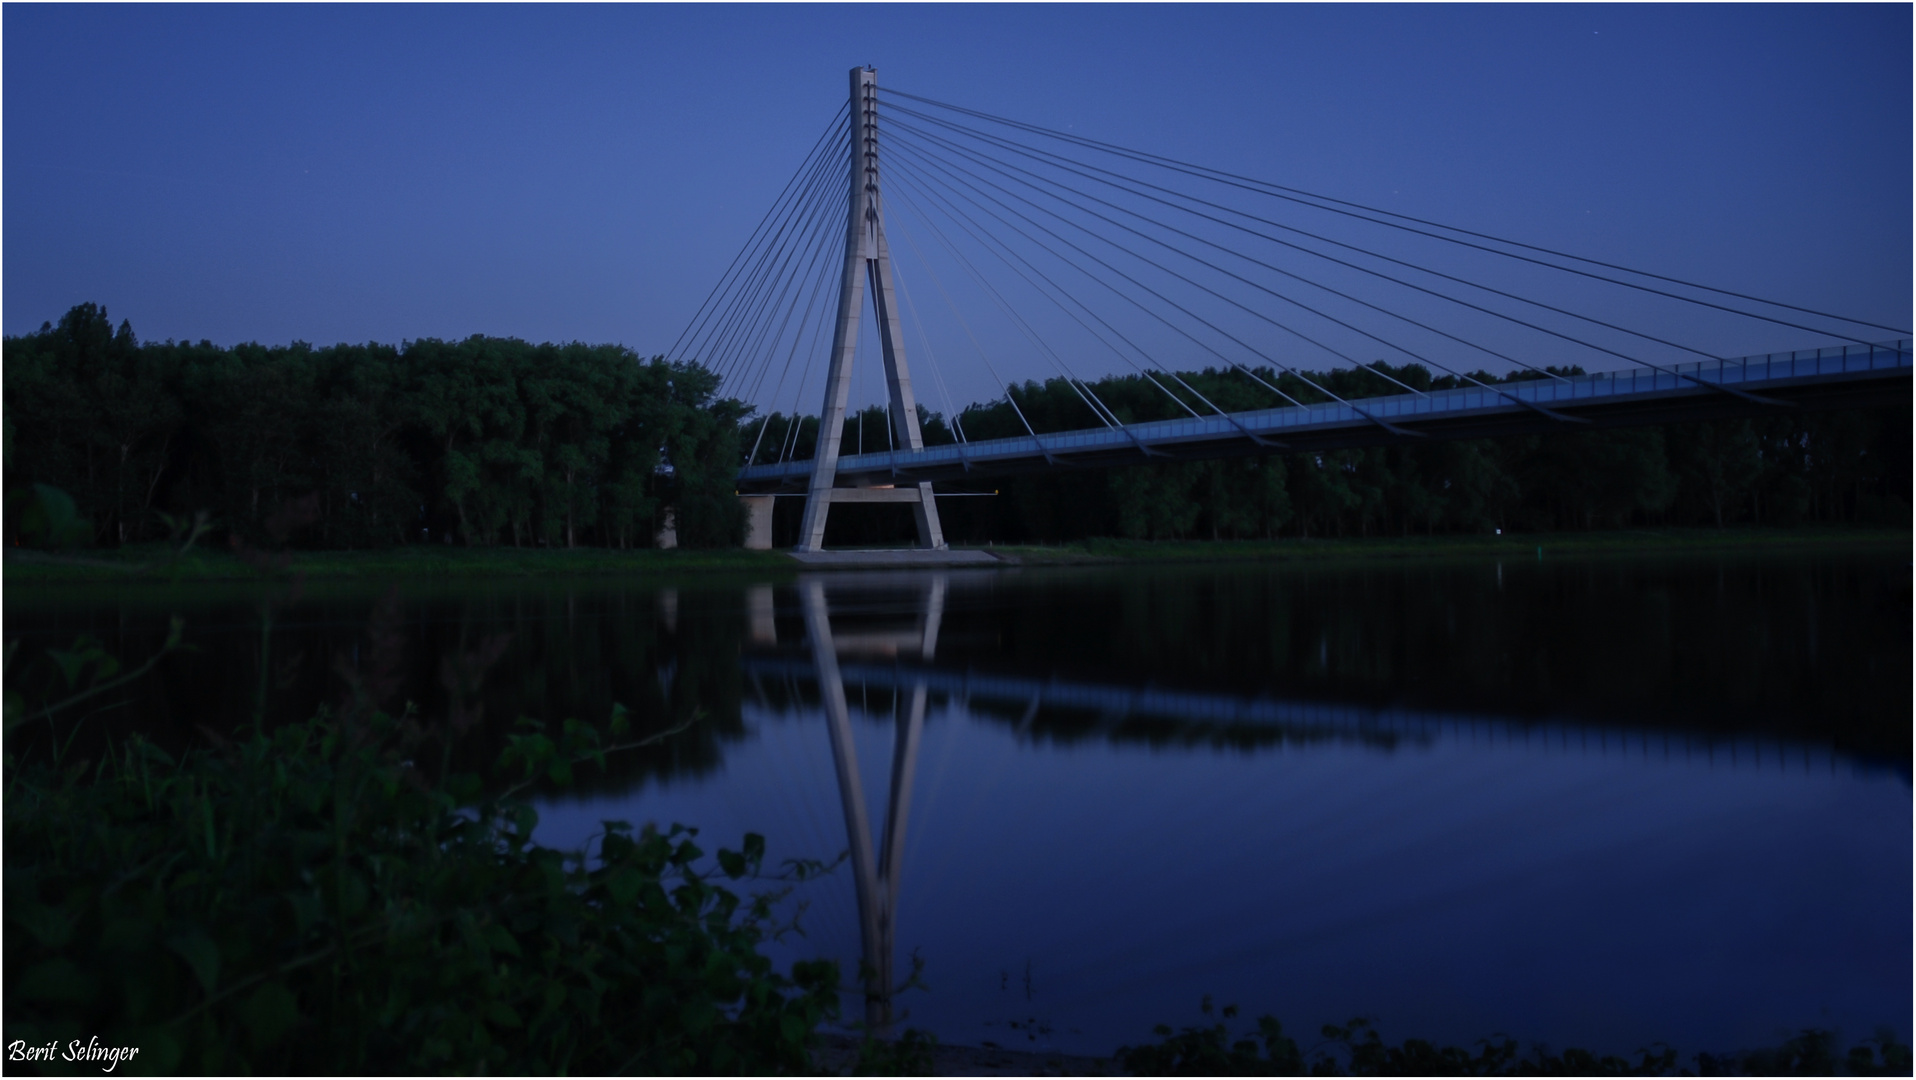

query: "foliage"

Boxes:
[8, 304, 1904, 551]
[850, 1027, 938, 1076]
[793, 362, 1907, 546]
[1115, 999, 1308, 1075]
[1117, 1000, 1912, 1077]
[6, 483, 95, 549]
[3, 305, 747, 551]
[4, 692, 840, 1074]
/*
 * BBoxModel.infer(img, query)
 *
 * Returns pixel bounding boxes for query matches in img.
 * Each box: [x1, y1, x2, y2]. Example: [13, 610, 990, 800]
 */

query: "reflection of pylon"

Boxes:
[794, 67, 947, 553]
[800, 574, 947, 1032]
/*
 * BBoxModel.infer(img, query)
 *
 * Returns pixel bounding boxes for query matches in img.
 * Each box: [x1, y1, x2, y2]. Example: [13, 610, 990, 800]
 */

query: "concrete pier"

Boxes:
[787, 548, 1002, 569]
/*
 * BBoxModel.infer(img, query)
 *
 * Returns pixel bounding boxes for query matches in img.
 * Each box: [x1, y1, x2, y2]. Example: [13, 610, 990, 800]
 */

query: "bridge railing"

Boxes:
[736, 339, 1911, 486]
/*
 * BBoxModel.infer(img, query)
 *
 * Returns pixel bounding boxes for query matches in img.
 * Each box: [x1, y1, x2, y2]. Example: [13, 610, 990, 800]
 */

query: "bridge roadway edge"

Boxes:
[737, 345, 1910, 492]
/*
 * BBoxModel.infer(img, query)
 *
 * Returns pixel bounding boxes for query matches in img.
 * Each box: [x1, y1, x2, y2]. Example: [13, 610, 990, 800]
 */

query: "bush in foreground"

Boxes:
[4, 703, 838, 1074]
[1117, 998, 1912, 1077]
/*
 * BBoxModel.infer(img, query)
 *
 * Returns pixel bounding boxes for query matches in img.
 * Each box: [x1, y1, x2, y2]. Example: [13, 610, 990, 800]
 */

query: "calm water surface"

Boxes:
[7, 549, 1909, 1057]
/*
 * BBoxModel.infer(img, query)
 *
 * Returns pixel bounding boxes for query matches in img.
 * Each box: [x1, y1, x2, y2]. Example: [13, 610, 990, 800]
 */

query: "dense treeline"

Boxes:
[4, 304, 746, 549]
[744, 361, 1909, 545]
[8, 303, 1904, 551]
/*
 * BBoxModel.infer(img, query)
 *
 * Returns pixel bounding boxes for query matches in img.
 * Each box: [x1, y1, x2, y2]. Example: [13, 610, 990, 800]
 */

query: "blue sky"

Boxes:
[5, 4, 1909, 410]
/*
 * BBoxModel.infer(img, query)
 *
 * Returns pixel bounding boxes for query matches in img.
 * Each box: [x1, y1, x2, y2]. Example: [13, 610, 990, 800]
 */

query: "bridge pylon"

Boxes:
[794, 67, 947, 552]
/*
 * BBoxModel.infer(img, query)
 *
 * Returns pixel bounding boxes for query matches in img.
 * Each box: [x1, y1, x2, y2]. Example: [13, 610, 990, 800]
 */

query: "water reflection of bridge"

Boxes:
[756, 572, 1890, 1032]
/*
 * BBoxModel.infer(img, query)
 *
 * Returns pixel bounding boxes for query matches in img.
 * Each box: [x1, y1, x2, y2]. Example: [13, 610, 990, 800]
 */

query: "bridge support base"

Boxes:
[740, 495, 775, 551]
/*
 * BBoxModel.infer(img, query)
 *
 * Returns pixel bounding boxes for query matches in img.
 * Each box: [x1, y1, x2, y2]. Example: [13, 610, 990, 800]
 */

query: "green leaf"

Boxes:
[605, 867, 645, 906]
[337, 869, 369, 918]
[284, 890, 324, 935]
[48, 645, 88, 689]
[15, 483, 92, 549]
[12, 899, 77, 949]
[780, 1013, 807, 1048]
[717, 849, 746, 879]
[239, 981, 300, 1050]
[482, 922, 523, 958]
[484, 1000, 524, 1029]
[16, 958, 98, 1003]
[508, 804, 539, 835]
[167, 927, 221, 994]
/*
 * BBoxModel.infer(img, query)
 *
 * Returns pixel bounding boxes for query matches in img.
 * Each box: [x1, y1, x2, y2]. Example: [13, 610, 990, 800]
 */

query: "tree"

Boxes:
[653, 359, 747, 549]
[1110, 461, 1201, 540]
[1669, 419, 1762, 528]
[6, 305, 184, 544]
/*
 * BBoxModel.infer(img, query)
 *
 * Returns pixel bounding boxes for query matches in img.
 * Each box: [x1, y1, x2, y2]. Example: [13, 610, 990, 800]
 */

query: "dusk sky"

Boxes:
[6, 4, 1909, 410]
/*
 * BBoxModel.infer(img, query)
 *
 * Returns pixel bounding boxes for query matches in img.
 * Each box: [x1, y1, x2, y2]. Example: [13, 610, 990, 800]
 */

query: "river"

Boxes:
[6, 546, 1908, 1058]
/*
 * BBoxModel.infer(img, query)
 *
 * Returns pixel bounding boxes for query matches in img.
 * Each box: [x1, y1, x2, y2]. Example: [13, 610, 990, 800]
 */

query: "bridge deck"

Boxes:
[738, 341, 1909, 491]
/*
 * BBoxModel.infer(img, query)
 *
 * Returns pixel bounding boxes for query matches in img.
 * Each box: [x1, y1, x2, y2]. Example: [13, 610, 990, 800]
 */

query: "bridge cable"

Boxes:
[722, 160, 840, 408]
[890, 147, 1427, 439]
[878, 188, 1054, 455]
[887, 166, 1210, 425]
[671, 102, 847, 363]
[878, 88, 1908, 341]
[886, 105, 1666, 375]
[783, 271, 843, 466]
[904, 117, 1582, 392]
[780, 249, 853, 469]
[884, 105, 1778, 406]
[887, 245, 974, 452]
[892, 152, 1315, 411]
[700, 122, 845, 386]
[891, 167, 1225, 424]
[744, 181, 853, 465]
[884, 187, 1053, 453]
[715, 126, 861, 469]
[878, 172, 1130, 433]
[890, 165, 1284, 448]
[898, 147, 1326, 414]
[888, 120, 1587, 423]
[730, 142, 851, 403]
[892, 120, 1438, 397]
[702, 134, 848, 388]
[668, 101, 845, 365]
[768, 221, 850, 468]
[890, 161, 1282, 429]
[683, 138, 839, 385]
[777, 193, 869, 469]
[893, 190, 1129, 435]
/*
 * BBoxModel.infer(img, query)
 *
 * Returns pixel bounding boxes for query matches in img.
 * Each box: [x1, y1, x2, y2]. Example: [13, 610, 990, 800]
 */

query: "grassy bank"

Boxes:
[993, 526, 1913, 567]
[3, 542, 798, 586]
[5, 526, 1907, 587]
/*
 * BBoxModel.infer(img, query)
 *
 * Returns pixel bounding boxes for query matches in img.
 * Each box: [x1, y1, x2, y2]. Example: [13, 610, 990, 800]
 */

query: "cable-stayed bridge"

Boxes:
[672, 69, 1910, 550]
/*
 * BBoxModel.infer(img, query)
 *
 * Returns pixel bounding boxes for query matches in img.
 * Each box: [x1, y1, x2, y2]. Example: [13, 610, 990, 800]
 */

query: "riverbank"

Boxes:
[810, 1034, 1119, 1076]
[989, 527, 1912, 566]
[2, 542, 798, 585]
[4, 526, 1906, 586]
